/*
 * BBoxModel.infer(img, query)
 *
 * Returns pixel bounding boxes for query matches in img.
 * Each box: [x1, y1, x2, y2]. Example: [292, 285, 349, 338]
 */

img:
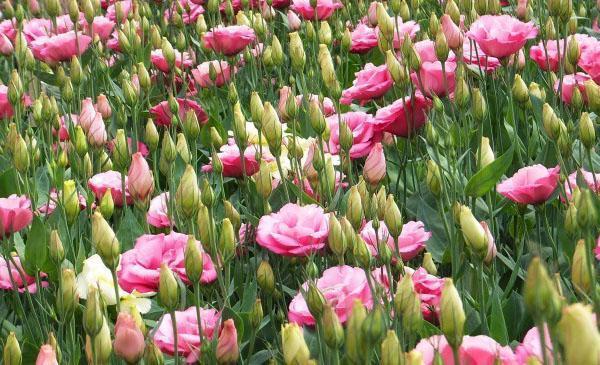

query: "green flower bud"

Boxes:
[145, 119, 159, 152]
[439, 278, 465, 349]
[381, 330, 401, 365]
[175, 165, 201, 219]
[99, 189, 114, 220]
[426, 160, 442, 197]
[62, 180, 80, 224]
[70, 56, 82, 85]
[49, 230, 65, 263]
[472, 88, 487, 121]
[254, 161, 273, 199]
[176, 133, 191, 164]
[346, 186, 364, 230]
[579, 112, 596, 149]
[261, 102, 282, 156]
[361, 305, 386, 345]
[3, 332, 21, 365]
[289, 32, 306, 72]
[306, 283, 326, 319]
[250, 299, 263, 328]
[322, 303, 344, 349]
[523, 257, 562, 324]
[184, 235, 203, 283]
[572, 239, 592, 293]
[13, 135, 29, 173]
[83, 286, 104, 337]
[144, 342, 165, 365]
[346, 300, 368, 364]
[219, 218, 236, 261]
[423, 252, 437, 275]
[557, 303, 600, 364]
[257, 260, 275, 294]
[91, 211, 120, 269]
[161, 37, 176, 69]
[57, 268, 78, 319]
[158, 264, 179, 311]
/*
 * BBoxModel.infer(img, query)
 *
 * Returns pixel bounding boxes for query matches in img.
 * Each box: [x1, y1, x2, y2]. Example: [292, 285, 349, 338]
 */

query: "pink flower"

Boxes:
[0, 255, 46, 293]
[37, 189, 86, 216]
[36, 345, 58, 365]
[147, 192, 172, 228]
[88, 170, 132, 206]
[363, 142, 386, 185]
[150, 98, 209, 127]
[203, 25, 256, 56]
[288, 265, 373, 326]
[531, 34, 598, 72]
[113, 312, 145, 364]
[325, 111, 379, 159]
[341, 63, 394, 105]
[595, 236, 600, 260]
[153, 307, 221, 363]
[497, 164, 560, 205]
[515, 326, 553, 364]
[467, 15, 538, 59]
[30, 31, 92, 64]
[290, 0, 343, 20]
[78, 97, 102, 133]
[86, 114, 107, 148]
[554, 73, 591, 104]
[201, 142, 273, 177]
[416, 335, 517, 364]
[106, 0, 133, 21]
[383, 18, 420, 49]
[256, 203, 329, 256]
[287, 10, 302, 31]
[0, 85, 31, 119]
[96, 94, 112, 119]
[0, 33, 13, 56]
[563, 169, 600, 201]
[0, 195, 33, 238]
[411, 61, 457, 97]
[81, 15, 116, 40]
[151, 49, 194, 73]
[192, 60, 235, 88]
[360, 220, 430, 261]
[216, 319, 239, 364]
[449, 40, 501, 73]
[292, 92, 336, 116]
[413, 39, 438, 63]
[369, 93, 431, 137]
[350, 23, 378, 54]
[127, 152, 154, 202]
[118, 231, 217, 293]
[165, 0, 205, 24]
[405, 267, 444, 321]
[440, 14, 463, 49]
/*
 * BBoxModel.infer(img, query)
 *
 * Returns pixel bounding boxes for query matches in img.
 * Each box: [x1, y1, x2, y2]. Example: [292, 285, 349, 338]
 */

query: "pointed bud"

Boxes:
[83, 286, 104, 337]
[523, 257, 562, 324]
[557, 303, 600, 364]
[439, 278, 465, 349]
[346, 300, 368, 363]
[281, 323, 311, 365]
[176, 165, 201, 219]
[158, 264, 179, 311]
[257, 260, 275, 294]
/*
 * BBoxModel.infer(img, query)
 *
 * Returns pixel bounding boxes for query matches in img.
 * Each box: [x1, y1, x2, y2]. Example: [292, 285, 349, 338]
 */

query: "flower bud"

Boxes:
[158, 264, 179, 311]
[364, 143, 386, 187]
[3, 332, 21, 365]
[361, 304, 386, 346]
[309, 98, 326, 134]
[557, 303, 600, 364]
[576, 188, 598, 229]
[585, 80, 600, 113]
[83, 286, 104, 337]
[70, 56, 82, 85]
[62, 179, 80, 224]
[322, 303, 344, 349]
[257, 260, 275, 294]
[454, 76, 470, 109]
[289, 32, 306, 72]
[354, 236, 372, 269]
[346, 186, 364, 230]
[426, 160, 442, 197]
[423, 252, 437, 275]
[380, 330, 401, 365]
[512, 74, 530, 105]
[439, 278, 465, 349]
[385, 50, 407, 85]
[184, 235, 203, 284]
[91, 211, 120, 269]
[86, 317, 112, 364]
[572, 239, 592, 293]
[377, 3, 394, 40]
[542, 103, 559, 139]
[254, 161, 272, 199]
[435, 32, 449, 62]
[445, 0, 460, 23]
[477, 137, 495, 169]
[219, 218, 236, 261]
[395, 273, 423, 332]
[49, 230, 65, 263]
[579, 112, 596, 149]
[175, 165, 201, 219]
[261, 102, 282, 156]
[328, 215, 346, 259]
[144, 342, 164, 365]
[281, 323, 311, 365]
[472, 88, 487, 121]
[161, 37, 175, 69]
[57, 268, 78, 319]
[346, 300, 368, 364]
[523, 257, 562, 324]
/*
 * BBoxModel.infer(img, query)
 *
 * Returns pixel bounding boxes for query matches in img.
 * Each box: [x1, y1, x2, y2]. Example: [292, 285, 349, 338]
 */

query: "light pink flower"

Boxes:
[363, 142, 386, 185]
[114, 312, 145, 364]
[165, 0, 205, 24]
[497, 164, 560, 205]
[515, 326, 553, 364]
[0, 255, 46, 293]
[153, 307, 221, 363]
[595, 236, 600, 260]
[150, 98, 209, 127]
[287, 10, 302, 31]
[35, 345, 58, 365]
[78, 97, 102, 133]
[216, 319, 239, 364]
[192, 60, 235, 88]
[81, 15, 116, 40]
[411, 61, 457, 97]
[0, 195, 33, 238]
[118, 231, 217, 293]
[88, 170, 132, 206]
[127, 152, 154, 202]
[554, 72, 591, 104]
[203, 25, 256, 56]
[30, 31, 92, 64]
[256, 203, 329, 256]
[86, 114, 107, 148]
[288, 265, 373, 326]
[106, 0, 133, 22]
[449, 40, 501, 73]
[325, 111, 379, 159]
[367, 1, 378, 26]
[151, 49, 194, 73]
[563, 169, 600, 201]
[360, 220, 430, 261]
[147, 192, 171, 229]
[341, 63, 393, 105]
[531, 34, 597, 72]
[96, 94, 112, 119]
[467, 15, 538, 59]
[350, 23, 378, 54]
[369, 93, 431, 137]
[440, 14, 463, 49]
[201, 142, 273, 177]
[0, 33, 13, 55]
[416, 335, 517, 364]
[386, 18, 420, 49]
[290, 0, 343, 20]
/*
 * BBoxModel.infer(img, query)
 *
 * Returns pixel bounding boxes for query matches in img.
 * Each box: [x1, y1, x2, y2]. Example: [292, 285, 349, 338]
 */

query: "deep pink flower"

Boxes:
[497, 164, 560, 205]
[165, 0, 205, 24]
[201, 142, 273, 177]
[88, 170, 132, 206]
[350, 23, 378, 54]
[288, 265, 373, 325]
[530, 34, 598, 72]
[416, 335, 517, 364]
[290, 0, 343, 20]
[0, 85, 32, 119]
[113, 312, 145, 364]
[147, 192, 171, 229]
[118, 231, 217, 293]
[153, 307, 221, 363]
[554, 72, 591, 104]
[341, 63, 394, 105]
[467, 15, 538, 59]
[0, 255, 46, 293]
[411, 61, 457, 97]
[0, 195, 33, 238]
[30, 31, 92, 64]
[150, 98, 209, 127]
[192, 60, 235, 88]
[151, 49, 194, 73]
[325, 111, 379, 159]
[256, 203, 329, 256]
[563, 169, 600, 201]
[405, 267, 444, 321]
[360, 220, 430, 262]
[369, 93, 431, 137]
[203, 25, 255, 56]
[515, 326, 553, 364]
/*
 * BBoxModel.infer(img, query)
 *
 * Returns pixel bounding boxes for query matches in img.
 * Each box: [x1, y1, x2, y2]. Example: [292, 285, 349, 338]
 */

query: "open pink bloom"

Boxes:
[497, 165, 560, 205]
[404, 267, 444, 321]
[118, 231, 217, 293]
[387, 19, 420, 49]
[290, 0, 343, 20]
[350, 23, 378, 54]
[440, 14, 463, 49]
[449, 40, 501, 73]
[216, 319, 239, 364]
[37, 189, 87, 216]
[0, 195, 33, 238]
[256, 203, 329, 256]
[192, 60, 235, 88]
[127, 152, 154, 202]
[85, 15, 116, 40]
[36, 344, 58, 365]
[579, 46, 600, 83]
[360, 220, 430, 262]
[531, 34, 598, 72]
[467, 15, 538, 59]
[88, 170, 132, 206]
[202, 142, 273, 177]
[288, 265, 373, 326]
[203, 25, 255, 56]
[411, 61, 457, 97]
[341, 63, 393, 105]
[0, 256, 46, 293]
[554, 73, 591, 104]
[153, 307, 221, 363]
[515, 326, 553, 364]
[151, 49, 194, 73]
[30, 31, 91, 64]
[106, 0, 133, 21]
[370, 93, 431, 137]
[0, 85, 31, 119]
[413, 39, 438, 63]
[113, 312, 145, 364]
[563, 169, 600, 201]
[325, 111, 379, 159]
[147, 192, 171, 228]
[150, 98, 209, 127]
[416, 335, 517, 365]
[165, 0, 204, 24]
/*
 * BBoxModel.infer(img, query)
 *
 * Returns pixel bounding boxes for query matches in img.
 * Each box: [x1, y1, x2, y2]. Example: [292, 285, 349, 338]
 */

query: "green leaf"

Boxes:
[116, 209, 144, 251]
[0, 169, 17, 197]
[465, 143, 515, 197]
[23, 217, 48, 276]
[489, 292, 509, 345]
